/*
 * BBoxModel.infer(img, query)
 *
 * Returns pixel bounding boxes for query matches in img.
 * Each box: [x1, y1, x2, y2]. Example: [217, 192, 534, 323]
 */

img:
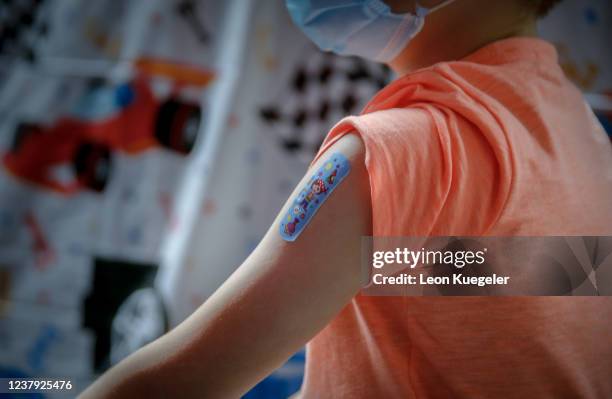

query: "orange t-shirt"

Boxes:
[302, 38, 612, 398]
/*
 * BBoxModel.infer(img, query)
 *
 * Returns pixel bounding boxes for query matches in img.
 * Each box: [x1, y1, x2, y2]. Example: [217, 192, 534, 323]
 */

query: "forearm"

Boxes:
[82, 235, 362, 398]
[79, 317, 254, 399]
[78, 337, 174, 398]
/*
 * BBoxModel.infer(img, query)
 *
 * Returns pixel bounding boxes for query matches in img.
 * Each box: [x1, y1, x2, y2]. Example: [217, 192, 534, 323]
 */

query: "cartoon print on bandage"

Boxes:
[280, 153, 350, 241]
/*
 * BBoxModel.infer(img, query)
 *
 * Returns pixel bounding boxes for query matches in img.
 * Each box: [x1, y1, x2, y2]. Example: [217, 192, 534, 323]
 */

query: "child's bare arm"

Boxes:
[79, 133, 371, 399]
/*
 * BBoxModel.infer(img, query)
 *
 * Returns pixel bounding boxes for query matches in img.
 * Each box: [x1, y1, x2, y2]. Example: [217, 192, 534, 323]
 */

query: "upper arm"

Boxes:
[81, 133, 371, 399]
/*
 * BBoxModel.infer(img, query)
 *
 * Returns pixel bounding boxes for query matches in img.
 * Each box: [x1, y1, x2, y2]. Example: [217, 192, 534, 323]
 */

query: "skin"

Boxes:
[81, 135, 371, 398]
[386, 0, 538, 74]
[80, 1, 539, 398]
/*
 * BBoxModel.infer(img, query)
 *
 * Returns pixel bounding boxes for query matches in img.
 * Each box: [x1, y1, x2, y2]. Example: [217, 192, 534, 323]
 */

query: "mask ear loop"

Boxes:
[376, 0, 455, 62]
[418, 0, 456, 14]
[376, 11, 424, 61]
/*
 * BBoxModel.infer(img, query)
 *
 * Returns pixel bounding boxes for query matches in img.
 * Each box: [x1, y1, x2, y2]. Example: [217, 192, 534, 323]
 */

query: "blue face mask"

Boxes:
[286, 0, 455, 62]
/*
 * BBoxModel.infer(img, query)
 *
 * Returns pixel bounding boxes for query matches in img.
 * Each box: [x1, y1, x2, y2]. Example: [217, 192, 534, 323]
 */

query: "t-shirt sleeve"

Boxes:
[312, 107, 449, 236]
[313, 105, 503, 236]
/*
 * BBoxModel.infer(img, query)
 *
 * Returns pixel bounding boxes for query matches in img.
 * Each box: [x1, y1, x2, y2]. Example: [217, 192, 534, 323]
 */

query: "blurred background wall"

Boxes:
[0, 0, 610, 398]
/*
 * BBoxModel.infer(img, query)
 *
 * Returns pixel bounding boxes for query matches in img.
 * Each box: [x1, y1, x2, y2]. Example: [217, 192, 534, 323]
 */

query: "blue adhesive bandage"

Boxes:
[280, 153, 351, 241]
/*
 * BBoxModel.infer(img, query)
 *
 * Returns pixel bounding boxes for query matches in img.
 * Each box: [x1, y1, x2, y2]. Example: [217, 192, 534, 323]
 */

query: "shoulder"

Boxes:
[321, 108, 436, 157]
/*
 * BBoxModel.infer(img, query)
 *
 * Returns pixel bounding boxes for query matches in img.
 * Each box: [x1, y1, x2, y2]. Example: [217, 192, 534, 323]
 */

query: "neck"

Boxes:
[389, 9, 538, 75]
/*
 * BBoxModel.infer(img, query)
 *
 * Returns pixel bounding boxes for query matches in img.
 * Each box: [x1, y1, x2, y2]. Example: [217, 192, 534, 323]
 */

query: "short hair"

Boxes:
[525, 0, 563, 18]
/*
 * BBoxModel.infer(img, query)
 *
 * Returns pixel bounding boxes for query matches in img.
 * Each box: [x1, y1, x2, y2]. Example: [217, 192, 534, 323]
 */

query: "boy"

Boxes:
[82, 1, 612, 397]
